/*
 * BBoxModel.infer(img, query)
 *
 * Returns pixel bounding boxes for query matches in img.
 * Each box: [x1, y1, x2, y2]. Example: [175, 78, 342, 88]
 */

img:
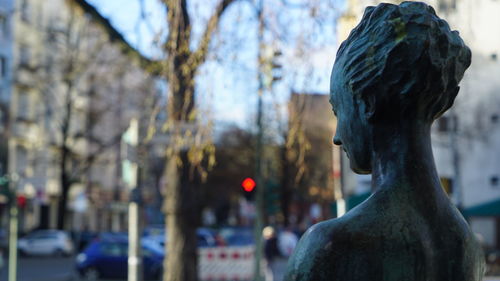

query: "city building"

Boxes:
[4, 0, 156, 232]
[337, 0, 500, 249]
[0, 0, 14, 227]
[286, 93, 347, 223]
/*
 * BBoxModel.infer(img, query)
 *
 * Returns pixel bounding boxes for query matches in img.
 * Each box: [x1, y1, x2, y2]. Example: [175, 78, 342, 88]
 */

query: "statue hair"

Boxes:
[333, 1, 471, 122]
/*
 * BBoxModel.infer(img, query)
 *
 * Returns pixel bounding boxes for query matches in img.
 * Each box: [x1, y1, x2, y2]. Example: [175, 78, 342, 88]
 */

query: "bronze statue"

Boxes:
[284, 2, 485, 280]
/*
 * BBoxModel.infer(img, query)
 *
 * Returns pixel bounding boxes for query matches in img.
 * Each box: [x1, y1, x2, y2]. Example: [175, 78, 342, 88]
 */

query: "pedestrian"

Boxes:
[278, 226, 298, 258]
[263, 226, 280, 281]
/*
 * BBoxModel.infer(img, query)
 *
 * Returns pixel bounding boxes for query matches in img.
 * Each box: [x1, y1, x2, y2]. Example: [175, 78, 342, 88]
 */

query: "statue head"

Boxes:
[330, 1, 471, 174]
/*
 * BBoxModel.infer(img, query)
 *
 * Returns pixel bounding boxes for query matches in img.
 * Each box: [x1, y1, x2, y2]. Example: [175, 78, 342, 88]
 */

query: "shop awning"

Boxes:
[462, 198, 500, 217]
[331, 191, 371, 217]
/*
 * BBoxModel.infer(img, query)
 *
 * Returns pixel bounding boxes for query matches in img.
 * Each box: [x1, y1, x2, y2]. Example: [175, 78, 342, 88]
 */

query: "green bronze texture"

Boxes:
[284, 2, 485, 280]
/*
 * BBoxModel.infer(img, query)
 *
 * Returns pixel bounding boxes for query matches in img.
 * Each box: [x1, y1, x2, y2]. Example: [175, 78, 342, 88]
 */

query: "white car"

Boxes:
[18, 230, 74, 256]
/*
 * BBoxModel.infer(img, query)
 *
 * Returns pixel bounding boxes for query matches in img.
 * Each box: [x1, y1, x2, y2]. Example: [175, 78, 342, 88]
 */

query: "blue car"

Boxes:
[76, 239, 163, 280]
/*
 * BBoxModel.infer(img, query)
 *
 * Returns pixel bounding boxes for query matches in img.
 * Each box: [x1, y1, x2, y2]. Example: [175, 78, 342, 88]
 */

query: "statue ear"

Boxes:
[363, 94, 376, 122]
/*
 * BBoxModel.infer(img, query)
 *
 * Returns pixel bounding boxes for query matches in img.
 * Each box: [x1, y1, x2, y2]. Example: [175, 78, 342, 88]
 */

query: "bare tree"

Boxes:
[159, 1, 239, 280]
[153, 0, 341, 279]
[31, 5, 155, 230]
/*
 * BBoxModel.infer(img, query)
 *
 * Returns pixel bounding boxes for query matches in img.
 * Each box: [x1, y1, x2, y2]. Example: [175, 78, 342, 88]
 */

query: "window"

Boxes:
[17, 92, 30, 120]
[437, 116, 450, 132]
[100, 243, 127, 257]
[0, 14, 8, 38]
[440, 177, 453, 195]
[492, 114, 499, 124]
[16, 146, 28, 175]
[36, 234, 58, 240]
[436, 115, 457, 133]
[19, 45, 30, 66]
[438, 0, 457, 11]
[143, 248, 155, 257]
[491, 176, 499, 187]
[0, 56, 7, 78]
[20, 0, 31, 23]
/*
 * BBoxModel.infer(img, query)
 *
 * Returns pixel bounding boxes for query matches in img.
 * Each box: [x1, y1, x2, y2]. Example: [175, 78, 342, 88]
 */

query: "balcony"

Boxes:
[11, 121, 41, 143]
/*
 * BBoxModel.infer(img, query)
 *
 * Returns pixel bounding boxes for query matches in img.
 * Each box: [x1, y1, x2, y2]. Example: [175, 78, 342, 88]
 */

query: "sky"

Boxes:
[87, 0, 342, 131]
[86, 0, 165, 57]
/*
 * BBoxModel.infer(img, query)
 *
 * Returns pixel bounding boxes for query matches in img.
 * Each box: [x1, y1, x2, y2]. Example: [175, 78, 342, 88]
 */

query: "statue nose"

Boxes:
[333, 135, 342, 145]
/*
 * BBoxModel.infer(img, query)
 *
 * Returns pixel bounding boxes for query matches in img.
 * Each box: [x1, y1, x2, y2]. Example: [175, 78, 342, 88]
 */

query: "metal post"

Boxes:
[253, 0, 265, 280]
[254, 96, 265, 281]
[128, 190, 141, 281]
[124, 118, 141, 281]
[8, 205, 17, 281]
[8, 175, 18, 281]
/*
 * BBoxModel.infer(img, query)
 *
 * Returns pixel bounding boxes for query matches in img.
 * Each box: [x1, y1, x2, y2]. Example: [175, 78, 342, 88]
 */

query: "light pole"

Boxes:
[253, 0, 265, 280]
[7, 173, 19, 281]
[123, 118, 142, 281]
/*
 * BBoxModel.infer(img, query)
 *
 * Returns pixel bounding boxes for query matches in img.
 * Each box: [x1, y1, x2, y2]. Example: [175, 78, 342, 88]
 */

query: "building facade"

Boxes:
[0, 0, 12, 136]
[0, 0, 14, 227]
[4, 0, 156, 232]
[287, 93, 345, 223]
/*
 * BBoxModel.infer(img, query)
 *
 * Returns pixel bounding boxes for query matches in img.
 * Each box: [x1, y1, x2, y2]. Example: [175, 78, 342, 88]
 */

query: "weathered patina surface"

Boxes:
[284, 2, 485, 280]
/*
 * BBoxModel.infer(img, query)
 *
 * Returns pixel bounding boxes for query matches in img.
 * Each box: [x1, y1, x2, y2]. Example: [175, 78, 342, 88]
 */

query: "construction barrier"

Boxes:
[199, 246, 255, 281]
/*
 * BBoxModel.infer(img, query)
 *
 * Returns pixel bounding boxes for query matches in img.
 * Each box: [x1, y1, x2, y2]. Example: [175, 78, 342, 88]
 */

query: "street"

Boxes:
[0, 256, 76, 281]
[0, 255, 287, 281]
[0, 255, 497, 281]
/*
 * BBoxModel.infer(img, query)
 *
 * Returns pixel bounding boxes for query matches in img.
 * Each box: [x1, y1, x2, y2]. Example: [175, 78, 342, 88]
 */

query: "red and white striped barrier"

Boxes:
[199, 246, 255, 281]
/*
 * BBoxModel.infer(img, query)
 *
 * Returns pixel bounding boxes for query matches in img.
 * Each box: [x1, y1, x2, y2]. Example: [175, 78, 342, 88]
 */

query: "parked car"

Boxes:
[142, 225, 165, 237]
[142, 228, 217, 253]
[76, 239, 163, 280]
[71, 231, 98, 252]
[98, 231, 128, 241]
[18, 230, 74, 256]
[218, 227, 254, 246]
[197, 228, 217, 248]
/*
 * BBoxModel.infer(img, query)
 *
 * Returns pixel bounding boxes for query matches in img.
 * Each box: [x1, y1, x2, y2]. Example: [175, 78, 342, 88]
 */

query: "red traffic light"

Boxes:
[17, 195, 27, 208]
[242, 178, 256, 192]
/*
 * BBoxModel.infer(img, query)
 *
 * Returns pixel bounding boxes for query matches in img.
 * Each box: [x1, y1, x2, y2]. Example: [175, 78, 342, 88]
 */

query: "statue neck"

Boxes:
[370, 121, 444, 198]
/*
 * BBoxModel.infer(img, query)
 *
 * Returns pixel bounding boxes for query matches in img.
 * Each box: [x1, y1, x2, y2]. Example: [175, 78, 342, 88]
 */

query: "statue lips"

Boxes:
[342, 147, 350, 159]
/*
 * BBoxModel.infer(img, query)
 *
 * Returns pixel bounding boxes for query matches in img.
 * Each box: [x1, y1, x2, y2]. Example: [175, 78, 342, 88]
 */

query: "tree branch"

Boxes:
[189, 0, 238, 69]
[71, 131, 126, 179]
[165, 0, 191, 55]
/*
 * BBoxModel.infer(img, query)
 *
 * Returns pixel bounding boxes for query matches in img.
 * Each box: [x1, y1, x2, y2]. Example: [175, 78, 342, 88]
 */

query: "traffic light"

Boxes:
[0, 175, 12, 203]
[242, 177, 256, 200]
[17, 195, 26, 208]
[242, 178, 256, 192]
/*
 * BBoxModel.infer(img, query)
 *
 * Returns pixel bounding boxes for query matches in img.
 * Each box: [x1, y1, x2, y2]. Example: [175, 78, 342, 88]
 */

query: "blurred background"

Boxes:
[0, 0, 499, 280]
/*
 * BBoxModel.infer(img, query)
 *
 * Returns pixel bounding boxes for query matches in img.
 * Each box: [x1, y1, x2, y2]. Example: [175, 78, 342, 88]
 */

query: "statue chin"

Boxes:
[350, 163, 371, 175]
[348, 155, 371, 175]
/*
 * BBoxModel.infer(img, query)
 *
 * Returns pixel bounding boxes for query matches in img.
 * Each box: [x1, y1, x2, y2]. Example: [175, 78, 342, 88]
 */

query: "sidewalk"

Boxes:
[268, 257, 288, 281]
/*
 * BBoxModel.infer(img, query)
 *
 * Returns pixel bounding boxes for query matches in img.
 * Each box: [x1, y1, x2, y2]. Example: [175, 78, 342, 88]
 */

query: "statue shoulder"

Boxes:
[284, 218, 352, 281]
[284, 202, 388, 281]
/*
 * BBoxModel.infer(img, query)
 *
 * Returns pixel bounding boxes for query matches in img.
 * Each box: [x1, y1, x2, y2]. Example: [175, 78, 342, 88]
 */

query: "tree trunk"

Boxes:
[57, 145, 70, 230]
[163, 62, 200, 280]
[161, 1, 237, 279]
[57, 81, 73, 230]
[164, 153, 200, 281]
